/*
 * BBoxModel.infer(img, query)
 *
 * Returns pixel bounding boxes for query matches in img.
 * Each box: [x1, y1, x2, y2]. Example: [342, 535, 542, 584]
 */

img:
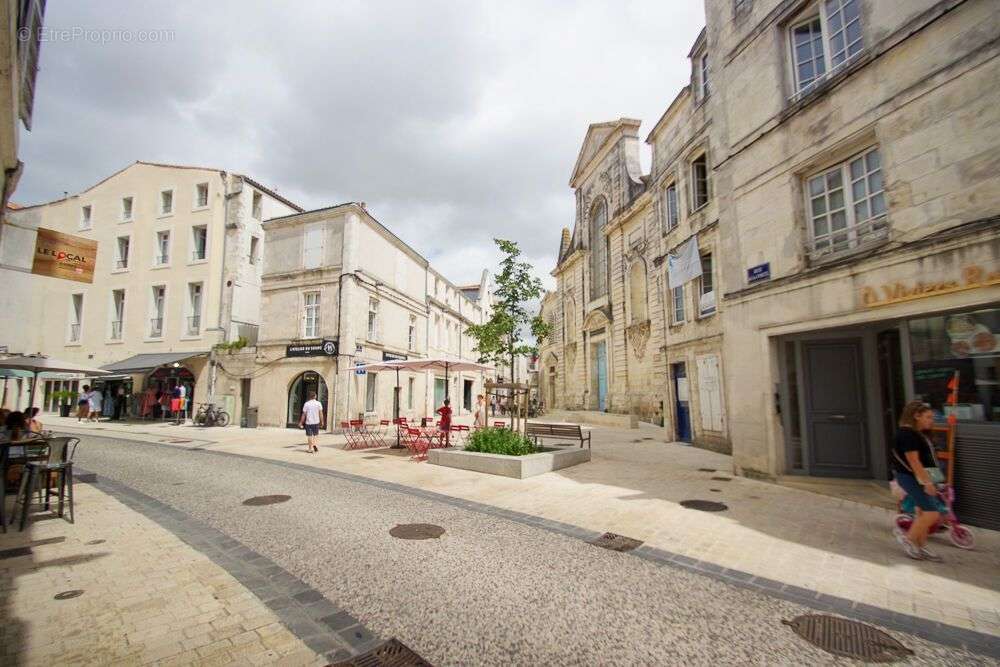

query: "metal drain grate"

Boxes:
[389, 524, 445, 540]
[783, 615, 913, 662]
[710, 488, 721, 492]
[363, 456, 384, 460]
[680, 499, 728, 512]
[54, 589, 84, 600]
[242, 495, 291, 506]
[697, 468, 716, 473]
[711, 476, 731, 481]
[589, 532, 643, 552]
[331, 637, 433, 666]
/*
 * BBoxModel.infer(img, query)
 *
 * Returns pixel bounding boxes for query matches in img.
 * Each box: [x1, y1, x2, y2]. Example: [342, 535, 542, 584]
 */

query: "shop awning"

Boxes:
[101, 351, 209, 374]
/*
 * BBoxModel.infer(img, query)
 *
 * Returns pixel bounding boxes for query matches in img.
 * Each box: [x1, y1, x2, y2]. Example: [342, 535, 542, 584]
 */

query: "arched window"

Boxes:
[628, 261, 648, 323]
[589, 198, 608, 300]
[287, 371, 329, 428]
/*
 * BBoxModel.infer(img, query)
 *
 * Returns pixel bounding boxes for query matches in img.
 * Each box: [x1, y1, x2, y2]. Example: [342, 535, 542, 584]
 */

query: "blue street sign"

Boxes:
[355, 361, 366, 375]
[747, 262, 771, 283]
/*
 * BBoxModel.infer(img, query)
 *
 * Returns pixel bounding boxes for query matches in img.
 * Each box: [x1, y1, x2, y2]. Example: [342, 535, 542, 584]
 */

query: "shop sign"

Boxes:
[861, 265, 1000, 308]
[747, 262, 770, 283]
[382, 351, 407, 362]
[286, 339, 338, 357]
[32, 227, 98, 284]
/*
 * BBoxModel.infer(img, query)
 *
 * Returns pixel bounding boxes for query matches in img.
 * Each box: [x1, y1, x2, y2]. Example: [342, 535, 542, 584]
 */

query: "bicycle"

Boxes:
[194, 402, 231, 427]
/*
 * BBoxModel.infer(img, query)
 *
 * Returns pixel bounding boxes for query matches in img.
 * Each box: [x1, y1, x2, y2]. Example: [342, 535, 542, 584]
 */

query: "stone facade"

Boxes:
[235, 202, 495, 429]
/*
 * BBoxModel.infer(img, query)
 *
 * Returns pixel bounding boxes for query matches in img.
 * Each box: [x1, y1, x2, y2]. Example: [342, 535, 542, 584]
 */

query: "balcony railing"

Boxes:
[149, 318, 163, 338]
[110, 320, 123, 340]
[155, 254, 169, 265]
[69, 324, 80, 342]
[187, 315, 201, 336]
[115, 259, 128, 270]
[192, 250, 206, 261]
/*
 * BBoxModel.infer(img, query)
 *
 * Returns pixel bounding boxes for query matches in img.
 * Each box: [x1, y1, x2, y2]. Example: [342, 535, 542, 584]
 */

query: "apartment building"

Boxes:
[221, 202, 494, 429]
[708, 0, 1000, 527]
[2, 161, 301, 414]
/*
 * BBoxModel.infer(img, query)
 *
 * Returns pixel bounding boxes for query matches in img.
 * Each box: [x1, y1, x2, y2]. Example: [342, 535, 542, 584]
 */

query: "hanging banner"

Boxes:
[31, 227, 98, 283]
[667, 236, 702, 288]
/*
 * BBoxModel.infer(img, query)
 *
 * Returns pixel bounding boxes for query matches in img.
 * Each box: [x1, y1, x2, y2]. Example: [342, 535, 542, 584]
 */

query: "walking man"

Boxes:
[298, 391, 323, 453]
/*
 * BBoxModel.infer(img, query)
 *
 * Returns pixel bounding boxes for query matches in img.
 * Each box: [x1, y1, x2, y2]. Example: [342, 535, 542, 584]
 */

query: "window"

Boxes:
[195, 183, 209, 208]
[672, 284, 685, 324]
[588, 198, 609, 300]
[160, 189, 173, 215]
[110, 289, 125, 340]
[698, 53, 710, 100]
[699, 253, 716, 316]
[691, 154, 709, 211]
[115, 236, 130, 270]
[80, 205, 92, 230]
[789, 0, 863, 95]
[249, 236, 259, 265]
[69, 294, 83, 342]
[367, 298, 379, 341]
[365, 372, 377, 413]
[407, 377, 415, 410]
[806, 146, 886, 258]
[150, 286, 165, 337]
[155, 231, 170, 265]
[408, 316, 416, 351]
[664, 183, 679, 231]
[191, 226, 207, 261]
[121, 197, 133, 222]
[303, 291, 320, 338]
[252, 191, 263, 220]
[187, 283, 203, 335]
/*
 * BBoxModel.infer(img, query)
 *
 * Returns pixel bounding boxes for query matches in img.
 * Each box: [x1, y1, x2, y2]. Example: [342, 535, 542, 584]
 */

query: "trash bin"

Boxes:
[243, 406, 258, 428]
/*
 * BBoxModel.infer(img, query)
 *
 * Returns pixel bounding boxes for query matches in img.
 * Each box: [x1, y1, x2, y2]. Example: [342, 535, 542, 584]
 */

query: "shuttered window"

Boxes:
[696, 354, 724, 432]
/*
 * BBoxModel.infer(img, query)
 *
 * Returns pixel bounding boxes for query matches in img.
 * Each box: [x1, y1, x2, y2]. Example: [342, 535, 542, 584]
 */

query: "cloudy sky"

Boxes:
[18, 1, 704, 289]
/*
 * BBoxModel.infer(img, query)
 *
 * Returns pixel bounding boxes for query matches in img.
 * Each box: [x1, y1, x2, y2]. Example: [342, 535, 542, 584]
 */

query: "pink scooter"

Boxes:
[892, 482, 975, 550]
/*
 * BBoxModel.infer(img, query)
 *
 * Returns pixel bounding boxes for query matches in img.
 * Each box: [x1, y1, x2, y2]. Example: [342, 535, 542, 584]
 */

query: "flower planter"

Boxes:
[427, 446, 590, 479]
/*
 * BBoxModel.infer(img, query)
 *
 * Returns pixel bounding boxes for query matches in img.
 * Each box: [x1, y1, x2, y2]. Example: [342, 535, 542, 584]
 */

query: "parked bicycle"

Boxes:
[194, 402, 230, 427]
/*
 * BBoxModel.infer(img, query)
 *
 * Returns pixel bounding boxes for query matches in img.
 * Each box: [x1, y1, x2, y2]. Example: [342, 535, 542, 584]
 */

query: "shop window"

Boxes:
[909, 307, 1000, 422]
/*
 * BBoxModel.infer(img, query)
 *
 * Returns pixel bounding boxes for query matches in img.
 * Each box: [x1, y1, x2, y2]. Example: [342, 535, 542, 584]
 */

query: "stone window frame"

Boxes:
[159, 187, 175, 217]
[661, 178, 680, 234]
[671, 282, 686, 326]
[193, 182, 210, 210]
[697, 251, 716, 318]
[79, 203, 93, 230]
[302, 290, 321, 339]
[120, 195, 135, 223]
[113, 234, 131, 272]
[588, 196, 610, 302]
[147, 284, 167, 340]
[786, 0, 864, 99]
[689, 151, 710, 213]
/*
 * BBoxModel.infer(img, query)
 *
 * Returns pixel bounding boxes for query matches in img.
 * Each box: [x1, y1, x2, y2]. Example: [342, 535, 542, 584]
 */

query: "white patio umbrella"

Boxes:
[0, 355, 110, 411]
[351, 358, 494, 446]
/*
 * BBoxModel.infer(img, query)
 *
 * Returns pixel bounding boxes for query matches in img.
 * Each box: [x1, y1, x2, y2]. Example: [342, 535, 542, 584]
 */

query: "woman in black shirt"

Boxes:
[891, 401, 942, 561]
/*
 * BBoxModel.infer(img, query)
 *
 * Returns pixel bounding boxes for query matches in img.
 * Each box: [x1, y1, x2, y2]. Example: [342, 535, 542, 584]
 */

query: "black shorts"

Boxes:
[304, 424, 320, 436]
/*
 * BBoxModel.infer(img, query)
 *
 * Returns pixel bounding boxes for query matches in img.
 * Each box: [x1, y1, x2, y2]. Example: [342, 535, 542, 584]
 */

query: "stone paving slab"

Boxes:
[47, 415, 1000, 640]
[0, 482, 330, 666]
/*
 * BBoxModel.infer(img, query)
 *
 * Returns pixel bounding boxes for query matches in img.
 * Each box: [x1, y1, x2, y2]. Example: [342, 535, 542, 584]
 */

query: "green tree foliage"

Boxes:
[466, 239, 552, 381]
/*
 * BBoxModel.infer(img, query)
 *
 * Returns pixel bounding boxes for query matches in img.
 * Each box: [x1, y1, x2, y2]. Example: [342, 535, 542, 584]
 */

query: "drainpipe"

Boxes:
[208, 172, 234, 402]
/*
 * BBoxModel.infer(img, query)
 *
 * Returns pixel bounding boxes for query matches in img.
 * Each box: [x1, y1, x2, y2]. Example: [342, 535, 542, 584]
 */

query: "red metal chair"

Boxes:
[404, 428, 431, 461]
[493, 421, 507, 429]
[450, 424, 470, 447]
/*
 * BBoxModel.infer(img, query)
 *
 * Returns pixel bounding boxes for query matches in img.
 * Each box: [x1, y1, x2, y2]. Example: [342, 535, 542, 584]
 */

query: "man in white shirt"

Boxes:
[298, 391, 324, 453]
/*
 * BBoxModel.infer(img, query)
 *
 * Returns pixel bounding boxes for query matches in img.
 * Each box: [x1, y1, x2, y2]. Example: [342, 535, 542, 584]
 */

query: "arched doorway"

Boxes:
[287, 371, 328, 428]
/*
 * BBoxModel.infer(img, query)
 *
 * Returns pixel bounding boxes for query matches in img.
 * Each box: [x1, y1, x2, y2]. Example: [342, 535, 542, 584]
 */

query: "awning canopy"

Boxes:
[101, 351, 209, 374]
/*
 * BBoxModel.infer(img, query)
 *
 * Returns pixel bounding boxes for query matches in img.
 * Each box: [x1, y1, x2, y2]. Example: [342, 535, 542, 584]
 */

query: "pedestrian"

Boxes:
[490, 396, 496, 417]
[2, 411, 26, 440]
[891, 401, 944, 562]
[113, 385, 126, 421]
[174, 383, 188, 424]
[24, 406, 42, 433]
[77, 385, 91, 421]
[436, 397, 452, 432]
[88, 386, 103, 422]
[298, 390, 323, 453]
[474, 394, 486, 429]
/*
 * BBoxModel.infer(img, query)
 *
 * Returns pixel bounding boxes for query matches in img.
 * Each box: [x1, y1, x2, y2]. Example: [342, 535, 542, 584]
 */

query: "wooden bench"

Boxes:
[525, 422, 591, 449]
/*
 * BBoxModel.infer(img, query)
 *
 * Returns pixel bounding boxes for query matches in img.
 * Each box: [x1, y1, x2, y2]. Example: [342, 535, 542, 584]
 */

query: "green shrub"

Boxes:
[465, 427, 537, 456]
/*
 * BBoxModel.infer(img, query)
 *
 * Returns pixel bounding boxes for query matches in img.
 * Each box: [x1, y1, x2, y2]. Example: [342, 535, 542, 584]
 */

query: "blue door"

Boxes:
[672, 362, 691, 442]
[596, 341, 608, 412]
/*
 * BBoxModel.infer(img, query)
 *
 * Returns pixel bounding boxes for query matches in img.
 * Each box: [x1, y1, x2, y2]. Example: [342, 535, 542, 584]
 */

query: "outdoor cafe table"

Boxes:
[0, 437, 49, 531]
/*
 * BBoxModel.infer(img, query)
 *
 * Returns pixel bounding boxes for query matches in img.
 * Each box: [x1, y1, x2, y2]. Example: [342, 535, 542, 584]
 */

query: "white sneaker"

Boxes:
[895, 533, 923, 560]
[919, 547, 943, 562]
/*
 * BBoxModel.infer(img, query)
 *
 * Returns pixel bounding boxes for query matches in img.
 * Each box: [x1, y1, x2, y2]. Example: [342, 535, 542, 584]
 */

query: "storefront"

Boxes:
[286, 370, 329, 428]
[99, 351, 209, 420]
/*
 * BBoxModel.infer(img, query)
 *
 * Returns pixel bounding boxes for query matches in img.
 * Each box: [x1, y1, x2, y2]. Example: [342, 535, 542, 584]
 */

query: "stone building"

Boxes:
[539, 33, 731, 452]
[222, 202, 494, 429]
[0, 161, 301, 414]
[707, 0, 1000, 527]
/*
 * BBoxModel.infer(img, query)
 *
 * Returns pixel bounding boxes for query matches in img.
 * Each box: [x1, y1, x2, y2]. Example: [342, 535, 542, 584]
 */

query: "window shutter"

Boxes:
[697, 355, 724, 432]
[302, 224, 324, 269]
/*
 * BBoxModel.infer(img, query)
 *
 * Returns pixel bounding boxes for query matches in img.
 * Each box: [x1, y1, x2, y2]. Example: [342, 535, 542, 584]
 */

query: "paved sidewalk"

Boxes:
[47, 415, 1000, 639]
[0, 482, 323, 666]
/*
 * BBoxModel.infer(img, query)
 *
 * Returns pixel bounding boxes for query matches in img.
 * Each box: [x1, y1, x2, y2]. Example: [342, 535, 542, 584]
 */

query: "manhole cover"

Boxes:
[711, 476, 731, 481]
[363, 455, 384, 460]
[85, 539, 106, 545]
[590, 532, 643, 552]
[783, 614, 913, 662]
[680, 499, 728, 512]
[389, 524, 445, 540]
[697, 468, 716, 473]
[242, 495, 291, 506]
[54, 590, 84, 600]
[331, 637, 432, 666]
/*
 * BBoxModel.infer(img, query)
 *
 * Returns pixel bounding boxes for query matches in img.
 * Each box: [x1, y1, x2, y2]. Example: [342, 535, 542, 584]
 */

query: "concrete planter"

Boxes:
[427, 446, 591, 479]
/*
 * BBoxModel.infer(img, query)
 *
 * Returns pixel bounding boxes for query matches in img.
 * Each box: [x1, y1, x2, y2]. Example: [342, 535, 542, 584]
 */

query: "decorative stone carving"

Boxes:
[626, 320, 652, 359]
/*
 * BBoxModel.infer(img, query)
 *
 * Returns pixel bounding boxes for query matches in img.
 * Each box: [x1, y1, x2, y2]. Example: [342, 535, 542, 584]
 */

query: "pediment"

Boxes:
[569, 118, 641, 188]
